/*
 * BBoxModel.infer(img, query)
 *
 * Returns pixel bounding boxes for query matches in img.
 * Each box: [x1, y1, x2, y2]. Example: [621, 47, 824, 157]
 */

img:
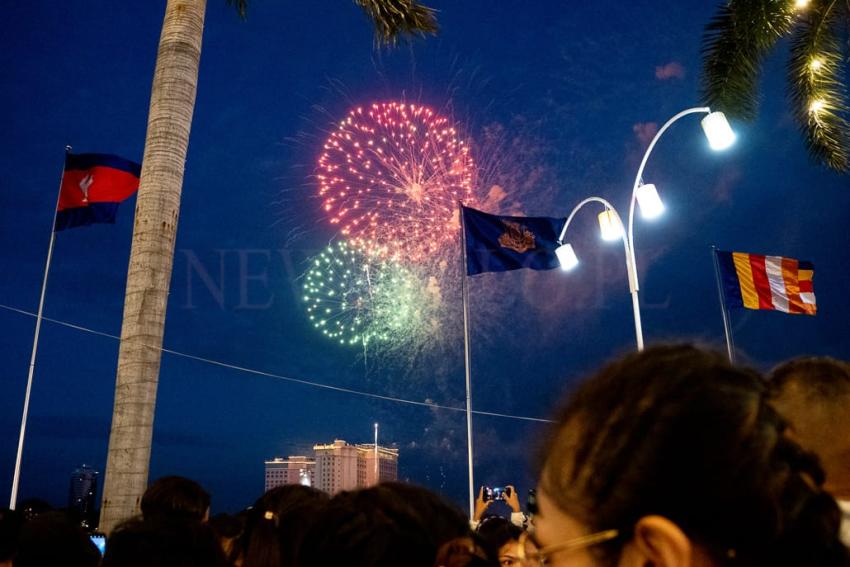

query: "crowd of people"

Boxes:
[1, 344, 849, 566]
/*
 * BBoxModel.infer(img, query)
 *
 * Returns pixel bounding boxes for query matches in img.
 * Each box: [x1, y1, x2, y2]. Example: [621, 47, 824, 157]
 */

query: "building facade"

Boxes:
[264, 455, 316, 491]
[69, 464, 99, 528]
[266, 439, 398, 495]
[355, 443, 399, 487]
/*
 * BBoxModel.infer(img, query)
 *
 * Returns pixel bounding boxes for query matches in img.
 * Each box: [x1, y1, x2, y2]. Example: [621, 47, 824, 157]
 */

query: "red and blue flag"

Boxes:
[55, 153, 141, 231]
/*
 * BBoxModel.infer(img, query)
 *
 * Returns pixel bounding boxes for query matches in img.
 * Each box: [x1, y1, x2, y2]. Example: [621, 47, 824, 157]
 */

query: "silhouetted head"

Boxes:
[102, 516, 228, 567]
[534, 344, 850, 567]
[768, 356, 850, 500]
[299, 482, 485, 567]
[240, 484, 329, 567]
[476, 515, 522, 567]
[0, 508, 23, 564]
[13, 511, 100, 567]
[141, 476, 210, 522]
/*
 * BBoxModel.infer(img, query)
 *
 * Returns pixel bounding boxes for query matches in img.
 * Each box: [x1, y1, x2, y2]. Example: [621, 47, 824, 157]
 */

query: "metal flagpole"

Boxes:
[458, 201, 475, 520]
[10, 146, 71, 509]
[711, 245, 736, 363]
[374, 422, 379, 483]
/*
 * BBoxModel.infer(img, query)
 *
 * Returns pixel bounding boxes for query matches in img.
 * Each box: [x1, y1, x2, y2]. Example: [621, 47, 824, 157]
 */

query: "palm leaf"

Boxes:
[701, 0, 795, 120]
[788, 1, 849, 171]
[353, 0, 439, 45]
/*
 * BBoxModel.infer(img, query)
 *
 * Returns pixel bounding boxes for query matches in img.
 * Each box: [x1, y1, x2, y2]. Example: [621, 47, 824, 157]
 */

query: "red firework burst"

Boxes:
[317, 102, 475, 261]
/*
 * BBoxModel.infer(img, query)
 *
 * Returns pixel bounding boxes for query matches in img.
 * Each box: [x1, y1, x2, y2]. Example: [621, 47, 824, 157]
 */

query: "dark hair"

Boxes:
[475, 516, 522, 558]
[539, 344, 850, 567]
[768, 356, 850, 399]
[141, 476, 210, 522]
[209, 512, 245, 565]
[298, 482, 474, 567]
[767, 356, 850, 500]
[102, 516, 228, 567]
[240, 484, 329, 567]
[0, 508, 24, 561]
[13, 510, 100, 567]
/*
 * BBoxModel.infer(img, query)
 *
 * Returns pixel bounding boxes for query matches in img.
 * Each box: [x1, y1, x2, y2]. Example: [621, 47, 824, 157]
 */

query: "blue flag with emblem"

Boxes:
[462, 206, 566, 276]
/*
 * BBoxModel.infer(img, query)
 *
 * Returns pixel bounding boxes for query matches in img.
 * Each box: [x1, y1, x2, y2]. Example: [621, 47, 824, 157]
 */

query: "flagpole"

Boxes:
[10, 146, 70, 510]
[458, 201, 475, 520]
[711, 245, 735, 363]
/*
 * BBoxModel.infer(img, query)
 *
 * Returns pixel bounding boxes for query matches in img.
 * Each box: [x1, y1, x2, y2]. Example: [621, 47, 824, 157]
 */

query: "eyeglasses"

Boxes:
[516, 528, 619, 566]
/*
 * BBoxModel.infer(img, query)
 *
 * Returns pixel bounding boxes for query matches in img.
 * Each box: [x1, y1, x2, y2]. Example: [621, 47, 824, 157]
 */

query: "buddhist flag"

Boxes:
[715, 250, 816, 315]
[55, 153, 141, 231]
[462, 206, 565, 276]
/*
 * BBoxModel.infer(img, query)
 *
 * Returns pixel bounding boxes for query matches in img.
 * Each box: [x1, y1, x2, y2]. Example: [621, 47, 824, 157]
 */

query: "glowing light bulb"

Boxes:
[794, 0, 810, 9]
[810, 99, 826, 113]
[598, 210, 624, 242]
[809, 58, 823, 71]
[701, 111, 736, 151]
[556, 243, 579, 271]
[635, 183, 665, 220]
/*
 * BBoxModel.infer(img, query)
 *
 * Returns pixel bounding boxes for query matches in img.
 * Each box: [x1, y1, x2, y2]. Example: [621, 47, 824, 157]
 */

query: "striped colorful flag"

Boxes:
[716, 250, 816, 315]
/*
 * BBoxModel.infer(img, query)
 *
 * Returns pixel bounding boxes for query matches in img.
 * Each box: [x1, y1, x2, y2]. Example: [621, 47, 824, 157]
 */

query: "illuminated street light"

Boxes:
[554, 107, 735, 351]
[621, 106, 737, 348]
[634, 183, 664, 219]
[701, 111, 736, 151]
[598, 209, 624, 241]
[555, 242, 579, 271]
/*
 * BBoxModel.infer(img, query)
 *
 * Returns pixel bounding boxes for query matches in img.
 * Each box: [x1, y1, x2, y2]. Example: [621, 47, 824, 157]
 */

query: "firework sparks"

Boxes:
[302, 241, 436, 348]
[317, 102, 475, 261]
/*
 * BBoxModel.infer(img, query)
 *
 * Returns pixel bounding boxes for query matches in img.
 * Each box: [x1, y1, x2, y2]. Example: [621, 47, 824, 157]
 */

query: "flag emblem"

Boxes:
[715, 250, 816, 315]
[498, 221, 536, 253]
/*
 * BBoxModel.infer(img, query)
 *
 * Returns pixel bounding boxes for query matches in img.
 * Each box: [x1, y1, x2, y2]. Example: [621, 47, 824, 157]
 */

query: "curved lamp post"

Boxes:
[556, 197, 642, 348]
[557, 107, 736, 350]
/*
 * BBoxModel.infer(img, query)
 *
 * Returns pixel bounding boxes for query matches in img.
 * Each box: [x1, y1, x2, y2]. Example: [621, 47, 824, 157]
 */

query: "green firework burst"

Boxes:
[302, 241, 431, 348]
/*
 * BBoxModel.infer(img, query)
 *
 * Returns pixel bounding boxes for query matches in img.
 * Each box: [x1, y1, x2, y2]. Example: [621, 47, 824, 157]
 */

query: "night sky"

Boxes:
[2, 1, 848, 515]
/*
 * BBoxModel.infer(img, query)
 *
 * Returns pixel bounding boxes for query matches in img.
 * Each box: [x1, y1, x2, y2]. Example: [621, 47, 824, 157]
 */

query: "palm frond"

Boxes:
[701, 0, 795, 120]
[226, 0, 248, 20]
[788, 1, 849, 171]
[353, 0, 438, 46]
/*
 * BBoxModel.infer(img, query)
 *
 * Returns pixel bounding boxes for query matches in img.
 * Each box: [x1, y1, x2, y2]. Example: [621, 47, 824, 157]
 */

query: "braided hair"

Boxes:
[538, 344, 850, 566]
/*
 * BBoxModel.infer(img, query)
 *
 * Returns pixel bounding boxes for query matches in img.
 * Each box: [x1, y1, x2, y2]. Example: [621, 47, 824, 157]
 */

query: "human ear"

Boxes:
[618, 515, 692, 567]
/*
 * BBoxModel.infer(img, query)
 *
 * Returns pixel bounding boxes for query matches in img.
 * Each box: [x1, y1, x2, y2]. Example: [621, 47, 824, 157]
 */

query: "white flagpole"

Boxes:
[458, 202, 475, 520]
[374, 422, 379, 484]
[711, 245, 736, 363]
[10, 146, 70, 509]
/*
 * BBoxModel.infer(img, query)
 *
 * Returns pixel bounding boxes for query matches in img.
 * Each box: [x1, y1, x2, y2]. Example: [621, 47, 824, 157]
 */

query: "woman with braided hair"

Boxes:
[523, 344, 850, 567]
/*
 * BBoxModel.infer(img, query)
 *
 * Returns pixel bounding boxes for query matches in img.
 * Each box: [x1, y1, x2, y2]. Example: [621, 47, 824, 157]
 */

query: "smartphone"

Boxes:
[491, 486, 511, 500]
[90, 533, 106, 555]
[481, 485, 494, 502]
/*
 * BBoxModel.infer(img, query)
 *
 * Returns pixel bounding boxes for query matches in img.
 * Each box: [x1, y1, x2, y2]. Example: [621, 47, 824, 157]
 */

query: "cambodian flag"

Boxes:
[55, 153, 141, 231]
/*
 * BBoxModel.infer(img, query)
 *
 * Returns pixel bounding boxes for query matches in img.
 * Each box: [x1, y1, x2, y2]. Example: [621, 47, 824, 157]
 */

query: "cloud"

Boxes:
[632, 122, 659, 147]
[655, 61, 686, 80]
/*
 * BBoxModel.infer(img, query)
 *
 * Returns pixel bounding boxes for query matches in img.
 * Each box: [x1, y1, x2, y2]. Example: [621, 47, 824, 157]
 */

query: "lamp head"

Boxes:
[556, 243, 579, 271]
[597, 209, 624, 241]
[701, 111, 736, 151]
[635, 183, 665, 219]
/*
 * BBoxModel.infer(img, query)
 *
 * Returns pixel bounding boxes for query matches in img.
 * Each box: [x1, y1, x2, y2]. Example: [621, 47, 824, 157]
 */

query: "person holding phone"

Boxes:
[472, 485, 526, 529]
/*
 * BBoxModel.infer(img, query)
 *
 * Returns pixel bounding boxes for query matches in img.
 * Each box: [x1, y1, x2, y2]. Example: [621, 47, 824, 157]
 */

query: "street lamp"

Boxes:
[556, 197, 642, 348]
[558, 107, 735, 350]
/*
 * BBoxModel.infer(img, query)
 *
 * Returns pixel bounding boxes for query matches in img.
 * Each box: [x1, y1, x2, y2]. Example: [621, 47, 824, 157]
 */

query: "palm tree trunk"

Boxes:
[99, 0, 206, 534]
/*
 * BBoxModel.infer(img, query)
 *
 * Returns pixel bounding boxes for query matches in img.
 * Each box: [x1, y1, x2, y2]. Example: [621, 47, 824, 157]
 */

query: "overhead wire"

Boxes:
[0, 303, 554, 424]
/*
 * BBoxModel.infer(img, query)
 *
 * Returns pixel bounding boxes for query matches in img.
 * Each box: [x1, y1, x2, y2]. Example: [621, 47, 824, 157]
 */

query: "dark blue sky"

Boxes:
[2, 1, 848, 514]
